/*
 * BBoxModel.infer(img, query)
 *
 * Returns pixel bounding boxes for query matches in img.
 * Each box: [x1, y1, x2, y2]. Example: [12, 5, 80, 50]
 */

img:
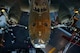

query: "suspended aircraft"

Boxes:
[0, 0, 80, 53]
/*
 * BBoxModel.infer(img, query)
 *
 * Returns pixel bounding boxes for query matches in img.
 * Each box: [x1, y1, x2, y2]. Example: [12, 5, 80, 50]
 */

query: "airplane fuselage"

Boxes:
[29, 0, 51, 48]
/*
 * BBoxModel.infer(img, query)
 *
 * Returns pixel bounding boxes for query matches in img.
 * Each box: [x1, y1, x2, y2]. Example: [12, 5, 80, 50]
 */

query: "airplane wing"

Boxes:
[50, 1, 80, 53]
[51, 1, 73, 29]
[19, 0, 30, 12]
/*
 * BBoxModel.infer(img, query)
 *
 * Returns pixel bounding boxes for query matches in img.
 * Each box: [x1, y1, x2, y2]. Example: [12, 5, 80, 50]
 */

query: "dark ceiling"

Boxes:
[0, 0, 80, 9]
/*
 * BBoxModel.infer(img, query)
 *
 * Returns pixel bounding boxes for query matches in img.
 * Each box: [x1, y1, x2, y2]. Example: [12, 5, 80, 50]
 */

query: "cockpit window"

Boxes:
[33, 8, 40, 12]
[33, 0, 47, 13]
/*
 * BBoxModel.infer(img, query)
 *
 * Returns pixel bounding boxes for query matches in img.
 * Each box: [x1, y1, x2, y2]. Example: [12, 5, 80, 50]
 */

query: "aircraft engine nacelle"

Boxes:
[58, 4, 74, 26]
[8, 4, 21, 24]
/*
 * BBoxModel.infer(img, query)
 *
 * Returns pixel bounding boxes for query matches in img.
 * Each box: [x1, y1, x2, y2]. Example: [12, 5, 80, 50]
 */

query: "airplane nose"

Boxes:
[31, 39, 46, 48]
[34, 44, 46, 48]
